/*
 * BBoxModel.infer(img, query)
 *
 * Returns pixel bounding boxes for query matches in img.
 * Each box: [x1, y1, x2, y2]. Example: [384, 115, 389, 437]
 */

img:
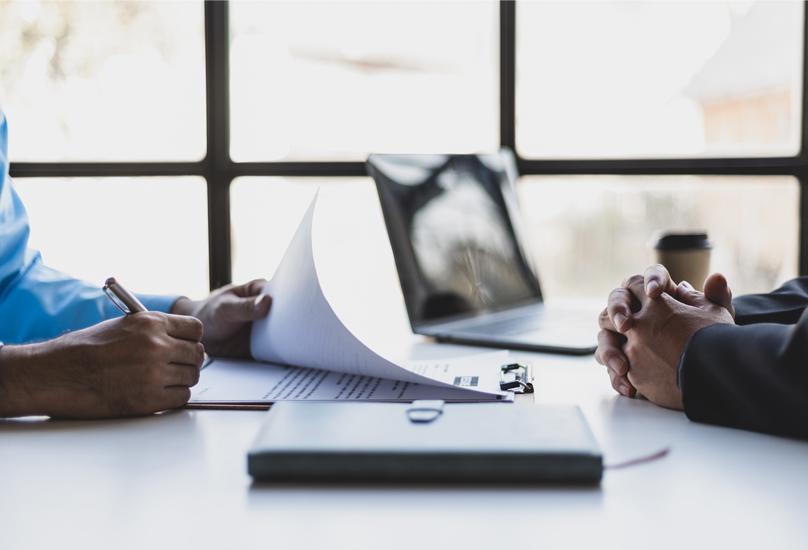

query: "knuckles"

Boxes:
[622, 274, 644, 289]
[131, 312, 167, 332]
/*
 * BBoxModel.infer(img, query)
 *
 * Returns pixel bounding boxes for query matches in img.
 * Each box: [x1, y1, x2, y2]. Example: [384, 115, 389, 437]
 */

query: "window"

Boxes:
[14, 178, 209, 297]
[517, 1, 803, 158]
[0, 1, 206, 161]
[4, 0, 807, 303]
[517, 176, 799, 299]
[229, 1, 498, 161]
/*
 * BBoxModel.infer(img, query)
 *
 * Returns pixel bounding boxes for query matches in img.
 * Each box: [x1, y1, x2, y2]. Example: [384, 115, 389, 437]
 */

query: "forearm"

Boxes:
[678, 315, 808, 439]
[0, 343, 59, 417]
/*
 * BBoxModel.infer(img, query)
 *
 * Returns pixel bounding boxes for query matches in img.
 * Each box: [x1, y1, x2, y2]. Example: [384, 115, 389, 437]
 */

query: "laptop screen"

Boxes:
[369, 151, 542, 327]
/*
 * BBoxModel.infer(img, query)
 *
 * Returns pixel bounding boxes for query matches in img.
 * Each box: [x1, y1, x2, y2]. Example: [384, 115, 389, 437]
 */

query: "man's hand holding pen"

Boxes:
[0, 278, 272, 419]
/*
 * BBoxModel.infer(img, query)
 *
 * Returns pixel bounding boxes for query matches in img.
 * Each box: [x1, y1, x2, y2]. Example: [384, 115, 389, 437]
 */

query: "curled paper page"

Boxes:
[250, 193, 507, 398]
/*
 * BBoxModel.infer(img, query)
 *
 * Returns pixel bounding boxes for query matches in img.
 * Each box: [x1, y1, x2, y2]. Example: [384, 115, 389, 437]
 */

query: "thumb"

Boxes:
[703, 272, 735, 317]
[674, 281, 708, 308]
[220, 293, 273, 322]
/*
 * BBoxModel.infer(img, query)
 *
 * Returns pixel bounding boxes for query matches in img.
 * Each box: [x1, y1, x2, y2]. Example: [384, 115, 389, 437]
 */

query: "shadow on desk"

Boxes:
[0, 409, 207, 478]
[0, 408, 190, 432]
[245, 479, 605, 520]
[248, 478, 603, 494]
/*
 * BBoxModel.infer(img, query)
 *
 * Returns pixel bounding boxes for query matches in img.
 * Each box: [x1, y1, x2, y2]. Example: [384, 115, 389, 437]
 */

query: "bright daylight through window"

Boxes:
[517, 1, 803, 158]
[0, 0, 803, 300]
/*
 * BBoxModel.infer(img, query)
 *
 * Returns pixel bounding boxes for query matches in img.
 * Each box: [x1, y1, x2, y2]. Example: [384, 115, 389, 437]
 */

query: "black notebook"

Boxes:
[248, 401, 602, 484]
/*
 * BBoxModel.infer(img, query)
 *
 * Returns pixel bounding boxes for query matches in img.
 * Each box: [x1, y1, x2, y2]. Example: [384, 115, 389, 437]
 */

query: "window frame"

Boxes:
[9, 1, 808, 291]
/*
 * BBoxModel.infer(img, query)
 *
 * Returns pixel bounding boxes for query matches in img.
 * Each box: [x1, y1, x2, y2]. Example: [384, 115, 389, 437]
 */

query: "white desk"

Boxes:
[2, 344, 807, 550]
[3, 193, 808, 550]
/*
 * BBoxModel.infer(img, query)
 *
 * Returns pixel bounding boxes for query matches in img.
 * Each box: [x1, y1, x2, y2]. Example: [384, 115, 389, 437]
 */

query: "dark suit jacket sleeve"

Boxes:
[732, 277, 808, 325]
[678, 312, 808, 439]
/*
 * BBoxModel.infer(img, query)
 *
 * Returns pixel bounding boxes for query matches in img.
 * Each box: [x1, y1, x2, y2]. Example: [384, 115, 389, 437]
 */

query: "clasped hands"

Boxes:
[595, 265, 735, 409]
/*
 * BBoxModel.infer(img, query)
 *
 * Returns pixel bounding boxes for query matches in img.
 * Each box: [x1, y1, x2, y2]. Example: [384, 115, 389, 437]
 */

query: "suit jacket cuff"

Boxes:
[677, 323, 738, 426]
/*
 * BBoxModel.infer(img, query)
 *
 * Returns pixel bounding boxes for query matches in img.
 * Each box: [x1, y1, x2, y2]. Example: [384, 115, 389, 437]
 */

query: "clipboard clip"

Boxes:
[500, 363, 534, 394]
[407, 400, 445, 423]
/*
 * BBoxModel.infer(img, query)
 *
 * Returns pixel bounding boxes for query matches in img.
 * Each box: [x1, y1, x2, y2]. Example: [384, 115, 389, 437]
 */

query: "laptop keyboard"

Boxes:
[460, 309, 590, 336]
[469, 315, 545, 335]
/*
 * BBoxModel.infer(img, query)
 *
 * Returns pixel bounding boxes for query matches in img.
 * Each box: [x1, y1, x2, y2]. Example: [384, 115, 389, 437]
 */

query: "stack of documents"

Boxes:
[190, 195, 513, 407]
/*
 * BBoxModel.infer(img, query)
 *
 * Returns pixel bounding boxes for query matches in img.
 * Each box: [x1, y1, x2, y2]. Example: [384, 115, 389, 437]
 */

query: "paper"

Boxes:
[191, 358, 513, 404]
[247, 193, 508, 400]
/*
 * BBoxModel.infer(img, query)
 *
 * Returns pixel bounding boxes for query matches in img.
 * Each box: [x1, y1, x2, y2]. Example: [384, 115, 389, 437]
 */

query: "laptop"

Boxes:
[367, 149, 597, 356]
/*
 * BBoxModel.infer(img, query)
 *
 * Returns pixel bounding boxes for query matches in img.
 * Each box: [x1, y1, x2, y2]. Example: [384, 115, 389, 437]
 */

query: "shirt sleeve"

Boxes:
[0, 251, 179, 344]
[0, 110, 179, 344]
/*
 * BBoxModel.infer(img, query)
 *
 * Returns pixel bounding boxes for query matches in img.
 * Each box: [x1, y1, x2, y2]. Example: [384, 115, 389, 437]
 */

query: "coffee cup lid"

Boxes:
[654, 232, 712, 251]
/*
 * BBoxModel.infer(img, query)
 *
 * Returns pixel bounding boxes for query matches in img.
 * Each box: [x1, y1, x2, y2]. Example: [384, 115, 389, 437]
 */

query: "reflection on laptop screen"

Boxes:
[370, 153, 541, 325]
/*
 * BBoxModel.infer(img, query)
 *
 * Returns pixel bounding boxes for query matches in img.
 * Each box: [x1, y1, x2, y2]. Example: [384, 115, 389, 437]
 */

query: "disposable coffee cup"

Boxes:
[653, 232, 712, 291]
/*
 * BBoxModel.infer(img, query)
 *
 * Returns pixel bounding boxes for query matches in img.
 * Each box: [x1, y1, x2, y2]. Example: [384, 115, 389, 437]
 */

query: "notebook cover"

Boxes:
[248, 402, 602, 484]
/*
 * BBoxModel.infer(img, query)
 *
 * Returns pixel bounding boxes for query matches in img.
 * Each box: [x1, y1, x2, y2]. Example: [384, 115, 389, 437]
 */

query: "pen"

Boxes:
[103, 277, 211, 370]
[103, 277, 148, 315]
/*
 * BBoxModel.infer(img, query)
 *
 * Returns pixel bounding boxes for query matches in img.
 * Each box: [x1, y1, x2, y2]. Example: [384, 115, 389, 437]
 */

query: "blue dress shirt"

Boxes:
[0, 111, 177, 344]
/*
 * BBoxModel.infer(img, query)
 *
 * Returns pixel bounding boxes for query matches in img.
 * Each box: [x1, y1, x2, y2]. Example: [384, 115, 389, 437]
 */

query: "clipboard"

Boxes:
[186, 360, 533, 411]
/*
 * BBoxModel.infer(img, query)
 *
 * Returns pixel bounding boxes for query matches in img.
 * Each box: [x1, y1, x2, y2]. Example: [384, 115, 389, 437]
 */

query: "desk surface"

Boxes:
[2, 345, 807, 550]
[3, 193, 808, 550]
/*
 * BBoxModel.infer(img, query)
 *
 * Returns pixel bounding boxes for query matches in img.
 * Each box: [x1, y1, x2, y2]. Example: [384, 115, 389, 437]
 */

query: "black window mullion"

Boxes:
[500, 0, 516, 153]
[9, 161, 204, 178]
[798, 1, 808, 276]
[204, 0, 233, 290]
[233, 161, 367, 178]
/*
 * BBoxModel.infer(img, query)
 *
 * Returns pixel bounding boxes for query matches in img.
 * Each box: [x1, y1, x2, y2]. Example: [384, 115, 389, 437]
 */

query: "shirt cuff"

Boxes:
[135, 294, 181, 314]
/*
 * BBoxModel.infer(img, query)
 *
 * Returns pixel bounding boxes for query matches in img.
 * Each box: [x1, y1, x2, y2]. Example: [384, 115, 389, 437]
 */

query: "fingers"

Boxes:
[608, 367, 635, 397]
[703, 272, 735, 316]
[229, 279, 268, 298]
[163, 364, 201, 388]
[218, 293, 273, 322]
[622, 274, 651, 309]
[643, 264, 677, 299]
[607, 286, 638, 332]
[673, 280, 707, 307]
[595, 328, 636, 397]
[598, 308, 617, 331]
[162, 386, 192, 410]
[164, 314, 204, 342]
[595, 329, 628, 376]
[169, 340, 206, 367]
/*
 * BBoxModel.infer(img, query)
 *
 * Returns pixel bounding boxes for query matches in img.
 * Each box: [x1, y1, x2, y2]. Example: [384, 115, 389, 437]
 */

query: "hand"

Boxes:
[171, 279, 272, 358]
[596, 264, 734, 398]
[619, 277, 734, 409]
[0, 312, 204, 419]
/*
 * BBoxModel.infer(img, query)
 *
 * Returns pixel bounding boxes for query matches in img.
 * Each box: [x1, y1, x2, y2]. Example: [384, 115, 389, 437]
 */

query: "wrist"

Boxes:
[170, 297, 197, 316]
